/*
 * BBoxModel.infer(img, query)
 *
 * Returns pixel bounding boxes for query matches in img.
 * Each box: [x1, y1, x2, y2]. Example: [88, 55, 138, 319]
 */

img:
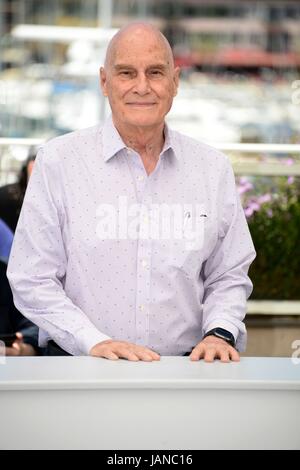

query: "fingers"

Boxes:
[7, 332, 23, 352]
[136, 350, 159, 362]
[229, 347, 240, 362]
[117, 346, 140, 361]
[5, 344, 21, 356]
[189, 344, 240, 363]
[103, 351, 120, 361]
[90, 340, 160, 362]
[190, 344, 205, 361]
[113, 344, 160, 362]
[8, 333, 24, 356]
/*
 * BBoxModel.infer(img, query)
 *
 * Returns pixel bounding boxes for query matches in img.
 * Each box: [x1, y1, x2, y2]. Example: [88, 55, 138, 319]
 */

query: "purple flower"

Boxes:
[244, 201, 261, 218]
[257, 194, 272, 204]
[287, 176, 294, 185]
[239, 177, 249, 185]
[238, 182, 253, 194]
[249, 202, 260, 212]
[245, 207, 254, 218]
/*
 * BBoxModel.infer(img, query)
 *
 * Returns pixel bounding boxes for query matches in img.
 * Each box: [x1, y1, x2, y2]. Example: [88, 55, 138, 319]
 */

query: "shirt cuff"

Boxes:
[203, 320, 247, 352]
[76, 328, 112, 355]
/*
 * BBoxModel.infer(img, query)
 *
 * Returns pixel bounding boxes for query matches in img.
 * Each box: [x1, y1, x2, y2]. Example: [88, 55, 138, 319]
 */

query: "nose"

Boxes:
[133, 73, 151, 95]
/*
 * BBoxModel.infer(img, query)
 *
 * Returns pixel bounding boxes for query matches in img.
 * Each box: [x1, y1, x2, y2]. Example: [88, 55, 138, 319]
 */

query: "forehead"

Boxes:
[111, 31, 171, 66]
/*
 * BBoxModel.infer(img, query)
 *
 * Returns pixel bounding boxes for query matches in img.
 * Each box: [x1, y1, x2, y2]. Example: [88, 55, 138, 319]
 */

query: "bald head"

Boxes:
[104, 22, 175, 70]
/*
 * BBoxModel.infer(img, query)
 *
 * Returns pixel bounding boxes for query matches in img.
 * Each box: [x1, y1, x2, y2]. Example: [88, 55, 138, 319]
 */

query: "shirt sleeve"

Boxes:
[201, 157, 256, 352]
[7, 146, 111, 355]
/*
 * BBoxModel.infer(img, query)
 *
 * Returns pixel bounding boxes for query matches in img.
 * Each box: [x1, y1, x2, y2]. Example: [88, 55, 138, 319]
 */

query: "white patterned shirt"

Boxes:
[7, 116, 256, 355]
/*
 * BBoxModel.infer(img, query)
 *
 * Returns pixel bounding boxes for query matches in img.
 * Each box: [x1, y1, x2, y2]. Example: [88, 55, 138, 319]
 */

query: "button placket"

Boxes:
[135, 189, 152, 346]
[125, 149, 152, 346]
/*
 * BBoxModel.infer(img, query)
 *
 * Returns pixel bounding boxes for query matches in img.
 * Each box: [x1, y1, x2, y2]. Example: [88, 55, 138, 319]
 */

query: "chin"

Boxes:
[123, 107, 162, 125]
[129, 120, 158, 128]
[125, 115, 162, 128]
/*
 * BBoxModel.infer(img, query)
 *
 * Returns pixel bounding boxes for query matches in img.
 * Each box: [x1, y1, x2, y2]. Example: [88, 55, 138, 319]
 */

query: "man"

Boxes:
[8, 23, 256, 362]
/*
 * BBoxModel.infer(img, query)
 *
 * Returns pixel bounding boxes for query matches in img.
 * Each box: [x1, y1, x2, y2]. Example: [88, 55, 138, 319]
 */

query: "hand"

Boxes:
[89, 340, 160, 361]
[189, 335, 240, 362]
[5, 332, 37, 356]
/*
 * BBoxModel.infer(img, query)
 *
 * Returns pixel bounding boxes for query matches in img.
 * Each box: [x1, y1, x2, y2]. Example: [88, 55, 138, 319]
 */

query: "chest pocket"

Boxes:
[167, 212, 207, 274]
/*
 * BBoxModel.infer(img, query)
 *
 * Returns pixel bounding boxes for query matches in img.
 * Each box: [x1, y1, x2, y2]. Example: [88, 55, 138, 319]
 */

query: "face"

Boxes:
[100, 29, 180, 131]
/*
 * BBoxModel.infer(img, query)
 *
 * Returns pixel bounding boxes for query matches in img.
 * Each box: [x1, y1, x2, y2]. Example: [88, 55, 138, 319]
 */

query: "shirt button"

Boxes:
[139, 305, 145, 311]
[137, 175, 144, 181]
[141, 260, 148, 268]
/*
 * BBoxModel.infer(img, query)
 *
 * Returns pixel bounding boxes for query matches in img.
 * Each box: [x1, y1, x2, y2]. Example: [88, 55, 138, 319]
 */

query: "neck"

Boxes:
[113, 118, 165, 159]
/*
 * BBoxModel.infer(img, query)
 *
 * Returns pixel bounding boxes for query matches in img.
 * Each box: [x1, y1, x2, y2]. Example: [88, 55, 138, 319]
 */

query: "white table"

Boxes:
[0, 356, 299, 449]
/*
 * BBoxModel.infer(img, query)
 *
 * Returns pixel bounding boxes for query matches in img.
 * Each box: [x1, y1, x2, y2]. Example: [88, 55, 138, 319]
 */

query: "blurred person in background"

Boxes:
[7, 23, 255, 362]
[0, 150, 40, 356]
[0, 150, 36, 232]
[0, 259, 40, 356]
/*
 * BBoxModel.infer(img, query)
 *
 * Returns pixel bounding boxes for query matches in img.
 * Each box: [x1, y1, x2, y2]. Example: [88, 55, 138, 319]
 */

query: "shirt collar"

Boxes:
[101, 115, 181, 163]
[162, 123, 181, 161]
[102, 115, 127, 163]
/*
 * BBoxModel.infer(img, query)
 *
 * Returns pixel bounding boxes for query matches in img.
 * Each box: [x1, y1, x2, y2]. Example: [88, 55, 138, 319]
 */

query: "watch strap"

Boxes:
[203, 327, 235, 347]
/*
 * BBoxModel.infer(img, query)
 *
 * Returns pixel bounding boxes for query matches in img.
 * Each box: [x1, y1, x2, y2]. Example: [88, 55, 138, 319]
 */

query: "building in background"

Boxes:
[0, 0, 299, 141]
[2, 1, 300, 71]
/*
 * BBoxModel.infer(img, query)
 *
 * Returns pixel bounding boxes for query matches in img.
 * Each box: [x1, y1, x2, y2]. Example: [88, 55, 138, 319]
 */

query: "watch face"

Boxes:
[203, 328, 235, 346]
[216, 332, 227, 340]
[214, 328, 235, 345]
[215, 328, 230, 338]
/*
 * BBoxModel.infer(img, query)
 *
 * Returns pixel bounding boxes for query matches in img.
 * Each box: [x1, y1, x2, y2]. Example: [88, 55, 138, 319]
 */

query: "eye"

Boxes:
[117, 70, 134, 79]
[149, 70, 163, 77]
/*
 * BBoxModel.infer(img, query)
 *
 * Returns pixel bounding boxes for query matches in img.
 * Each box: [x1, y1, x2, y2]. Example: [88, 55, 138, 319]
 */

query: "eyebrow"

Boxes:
[113, 63, 168, 71]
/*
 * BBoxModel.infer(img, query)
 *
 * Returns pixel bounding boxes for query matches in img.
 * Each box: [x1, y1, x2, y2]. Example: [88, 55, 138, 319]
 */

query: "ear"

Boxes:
[173, 66, 180, 96]
[100, 67, 108, 96]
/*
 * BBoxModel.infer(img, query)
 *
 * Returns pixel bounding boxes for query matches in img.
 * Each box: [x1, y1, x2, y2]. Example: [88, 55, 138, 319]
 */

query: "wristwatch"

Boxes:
[203, 327, 235, 347]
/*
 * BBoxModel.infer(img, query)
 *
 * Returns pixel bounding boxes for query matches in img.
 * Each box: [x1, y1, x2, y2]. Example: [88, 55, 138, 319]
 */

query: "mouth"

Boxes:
[126, 103, 156, 107]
